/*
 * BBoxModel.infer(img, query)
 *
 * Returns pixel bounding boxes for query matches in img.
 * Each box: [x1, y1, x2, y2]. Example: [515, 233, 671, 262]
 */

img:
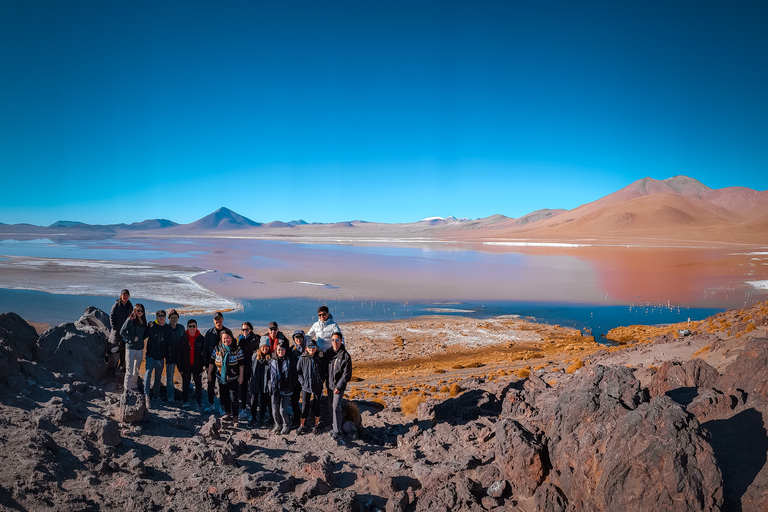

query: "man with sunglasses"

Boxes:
[237, 321, 260, 420]
[144, 309, 171, 407]
[306, 305, 341, 406]
[266, 321, 288, 354]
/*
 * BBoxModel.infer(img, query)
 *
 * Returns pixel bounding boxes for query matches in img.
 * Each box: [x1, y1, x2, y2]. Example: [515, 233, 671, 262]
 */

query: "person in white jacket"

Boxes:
[306, 305, 341, 352]
[306, 305, 341, 404]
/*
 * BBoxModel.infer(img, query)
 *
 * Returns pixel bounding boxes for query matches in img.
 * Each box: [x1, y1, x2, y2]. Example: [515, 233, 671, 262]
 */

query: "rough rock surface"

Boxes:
[648, 358, 720, 398]
[37, 320, 109, 383]
[0, 312, 38, 360]
[118, 390, 148, 423]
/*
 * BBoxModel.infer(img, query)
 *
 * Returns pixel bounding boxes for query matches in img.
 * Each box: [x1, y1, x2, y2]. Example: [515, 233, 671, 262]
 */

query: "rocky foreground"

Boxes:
[1, 303, 768, 511]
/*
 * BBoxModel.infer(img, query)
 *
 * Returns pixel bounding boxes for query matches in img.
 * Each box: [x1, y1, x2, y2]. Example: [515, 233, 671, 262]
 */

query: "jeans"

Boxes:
[271, 393, 292, 428]
[165, 363, 177, 401]
[144, 357, 164, 398]
[124, 348, 143, 391]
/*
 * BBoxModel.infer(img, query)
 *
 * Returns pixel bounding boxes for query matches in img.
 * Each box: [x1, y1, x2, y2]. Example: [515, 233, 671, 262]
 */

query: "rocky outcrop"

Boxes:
[648, 358, 720, 398]
[0, 312, 38, 361]
[37, 317, 108, 383]
[494, 418, 546, 498]
[717, 335, 768, 404]
[118, 391, 147, 423]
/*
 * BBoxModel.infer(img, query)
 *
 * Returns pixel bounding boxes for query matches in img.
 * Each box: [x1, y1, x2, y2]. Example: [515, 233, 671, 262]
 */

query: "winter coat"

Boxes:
[297, 351, 325, 394]
[306, 314, 341, 352]
[238, 332, 259, 374]
[328, 345, 352, 394]
[204, 326, 233, 363]
[166, 324, 185, 365]
[145, 321, 171, 361]
[110, 298, 133, 344]
[120, 317, 147, 351]
[249, 353, 271, 395]
[267, 354, 296, 396]
[267, 331, 289, 354]
[178, 330, 206, 374]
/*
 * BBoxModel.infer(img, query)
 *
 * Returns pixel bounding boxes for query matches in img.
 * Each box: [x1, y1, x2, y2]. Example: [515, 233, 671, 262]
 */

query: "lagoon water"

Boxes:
[0, 237, 764, 337]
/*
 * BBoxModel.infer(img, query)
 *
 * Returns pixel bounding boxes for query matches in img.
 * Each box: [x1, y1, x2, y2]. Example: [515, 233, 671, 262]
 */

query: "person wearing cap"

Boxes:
[296, 338, 325, 435]
[248, 336, 272, 428]
[144, 309, 171, 407]
[178, 318, 205, 410]
[208, 330, 244, 424]
[165, 309, 185, 402]
[266, 321, 289, 354]
[268, 339, 297, 435]
[203, 312, 233, 413]
[110, 289, 133, 371]
[328, 331, 352, 443]
[289, 330, 306, 429]
[307, 306, 341, 404]
[237, 321, 259, 420]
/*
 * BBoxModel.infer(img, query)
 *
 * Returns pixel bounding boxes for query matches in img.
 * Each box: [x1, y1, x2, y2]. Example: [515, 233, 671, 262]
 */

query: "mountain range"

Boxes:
[1, 176, 766, 245]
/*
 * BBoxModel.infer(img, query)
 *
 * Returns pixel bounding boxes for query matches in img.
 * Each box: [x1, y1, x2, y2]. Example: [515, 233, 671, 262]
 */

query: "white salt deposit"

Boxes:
[484, 242, 588, 248]
[747, 280, 768, 290]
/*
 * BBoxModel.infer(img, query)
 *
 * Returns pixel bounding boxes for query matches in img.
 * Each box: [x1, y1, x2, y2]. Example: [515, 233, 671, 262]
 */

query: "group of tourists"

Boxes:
[109, 289, 353, 442]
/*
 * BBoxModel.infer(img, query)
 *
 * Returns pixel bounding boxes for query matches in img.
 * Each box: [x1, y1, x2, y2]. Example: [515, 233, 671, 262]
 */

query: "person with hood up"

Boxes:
[208, 330, 244, 424]
[268, 339, 296, 435]
[328, 331, 352, 443]
[165, 309, 185, 402]
[289, 330, 306, 428]
[120, 303, 147, 392]
[178, 318, 205, 411]
[144, 309, 171, 408]
[237, 321, 259, 421]
[296, 338, 326, 435]
[110, 289, 133, 371]
[248, 336, 272, 428]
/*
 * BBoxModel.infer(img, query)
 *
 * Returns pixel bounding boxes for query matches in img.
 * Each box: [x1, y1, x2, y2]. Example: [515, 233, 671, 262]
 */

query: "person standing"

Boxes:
[266, 321, 288, 353]
[289, 330, 306, 428]
[328, 332, 352, 442]
[248, 337, 272, 428]
[208, 330, 244, 425]
[203, 312, 233, 413]
[165, 309, 185, 403]
[110, 289, 133, 371]
[178, 318, 205, 411]
[237, 322, 259, 421]
[307, 306, 341, 403]
[296, 339, 325, 435]
[144, 310, 170, 407]
[268, 339, 296, 435]
[120, 303, 147, 392]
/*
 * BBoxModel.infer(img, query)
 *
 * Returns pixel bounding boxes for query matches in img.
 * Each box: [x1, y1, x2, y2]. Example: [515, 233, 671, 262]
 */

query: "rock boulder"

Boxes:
[37, 321, 108, 383]
[0, 312, 38, 360]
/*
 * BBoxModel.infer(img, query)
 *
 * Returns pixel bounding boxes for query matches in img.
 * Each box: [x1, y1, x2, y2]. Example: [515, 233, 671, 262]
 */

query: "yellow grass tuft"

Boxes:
[401, 393, 426, 416]
[691, 345, 711, 358]
[516, 368, 531, 379]
[566, 360, 584, 374]
[449, 383, 462, 397]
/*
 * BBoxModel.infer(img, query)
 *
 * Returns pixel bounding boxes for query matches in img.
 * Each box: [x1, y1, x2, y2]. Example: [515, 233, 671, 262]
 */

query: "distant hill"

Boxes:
[184, 207, 261, 230]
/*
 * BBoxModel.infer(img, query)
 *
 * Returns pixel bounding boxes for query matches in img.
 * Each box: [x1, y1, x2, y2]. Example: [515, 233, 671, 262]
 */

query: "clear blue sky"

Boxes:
[1, 1, 767, 226]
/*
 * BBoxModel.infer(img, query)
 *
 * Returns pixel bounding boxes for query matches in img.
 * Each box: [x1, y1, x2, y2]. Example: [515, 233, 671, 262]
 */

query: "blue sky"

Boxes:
[1, 1, 767, 226]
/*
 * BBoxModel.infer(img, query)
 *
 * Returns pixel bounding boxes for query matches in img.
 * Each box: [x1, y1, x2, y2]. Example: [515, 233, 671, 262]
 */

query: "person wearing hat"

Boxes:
[178, 318, 205, 410]
[268, 338, 297, 435]
[208, 330, 244, 424]
[237, 321, 259, 420]
[165, 309, 185, 402]
[203, 312, 233, 413]
[289, 330, 306, 429]
[110, 289, 133, 371]
[266, 321, 288, 354]
[144, 309, 171, 407]
[248, 336, 272, 428]
[296, 338, 325, 435]
[306, 305, 341, 404]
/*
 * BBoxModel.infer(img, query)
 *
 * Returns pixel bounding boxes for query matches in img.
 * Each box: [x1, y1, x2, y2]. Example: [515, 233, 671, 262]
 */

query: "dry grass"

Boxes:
[343, 402, 362, 426]
[516, 368, 531, 379]
[566, 360, 584, 374]
[691, 345, 711, 358]
[448, 383, 462, 397]
[401, 393, 426, 416]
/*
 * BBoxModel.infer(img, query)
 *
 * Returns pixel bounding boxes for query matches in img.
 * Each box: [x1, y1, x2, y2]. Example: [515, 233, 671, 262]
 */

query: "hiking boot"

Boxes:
[221, 414, 233, 422]
[196, 403, 202, 412]
[281, 425, 291, 435]
[181, 401, 190, 409]
[311, 425, 321, 435]
[329, 431, 339, 441]
[239, 409, 249, 420]
[272, 425, 282, 434]
[296, 426, 306, 435]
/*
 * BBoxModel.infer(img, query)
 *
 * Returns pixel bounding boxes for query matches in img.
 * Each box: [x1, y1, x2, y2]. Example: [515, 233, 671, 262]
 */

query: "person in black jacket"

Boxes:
[268, 339, 297, 435]
[289, 330, 306, 428]
[237, 321, 259, 420]
[328, 332, 352, 441]
[165, 309, 185, 402]
[178, 318, 205, 411]
[296, 339, 326, 435]
[144, 310, 171, 407]
[248, 337, 272, 428]
[203, 312, 233, 413]
[110, 289, 133, 371]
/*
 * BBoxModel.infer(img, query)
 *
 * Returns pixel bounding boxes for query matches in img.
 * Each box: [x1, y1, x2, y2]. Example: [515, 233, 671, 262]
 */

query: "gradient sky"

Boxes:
[2, 1, 767, 226]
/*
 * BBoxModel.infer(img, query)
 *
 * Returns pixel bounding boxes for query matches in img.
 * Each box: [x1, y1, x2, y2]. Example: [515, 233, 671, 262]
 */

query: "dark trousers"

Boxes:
[250, 391, 270, 422]
[219, 379, 239, 416]
[300, 390, 321, 420]
[290, 386, 301, 426]
[240, 371, 251, 410]
[271, 393, 292, 428]
[207, 377, 216, 404]
[182, 371, 203, 405]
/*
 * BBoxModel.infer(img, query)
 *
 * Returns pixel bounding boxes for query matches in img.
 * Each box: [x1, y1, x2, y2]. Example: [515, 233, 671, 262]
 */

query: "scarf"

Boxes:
[220, 343, 232, 384]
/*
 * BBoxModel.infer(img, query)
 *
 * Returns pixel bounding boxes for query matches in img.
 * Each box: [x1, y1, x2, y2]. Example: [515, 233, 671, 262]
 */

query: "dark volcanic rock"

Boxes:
[648, 359, 720, 398]
[418, 389, 499, 425]
[118, 391, 147, 423]
[687, 388, 740, 423]
[0, 341, 20, 379]
[76, 307, 110, 333]
[494, 418, 546, 498]
[717, 335, 768, 404]
[0, 312, 38, 360]
[37, 321, 108, 383]
[84, 415, 121, 446]
[597, 395, 722, 512]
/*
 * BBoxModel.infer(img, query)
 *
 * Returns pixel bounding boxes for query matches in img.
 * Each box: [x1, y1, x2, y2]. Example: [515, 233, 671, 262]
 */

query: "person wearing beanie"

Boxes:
[296, 338, 326, 435]
[248, 336, 272, 428]
[289, 330, 306, 428]
[268, 339, 297, 435]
